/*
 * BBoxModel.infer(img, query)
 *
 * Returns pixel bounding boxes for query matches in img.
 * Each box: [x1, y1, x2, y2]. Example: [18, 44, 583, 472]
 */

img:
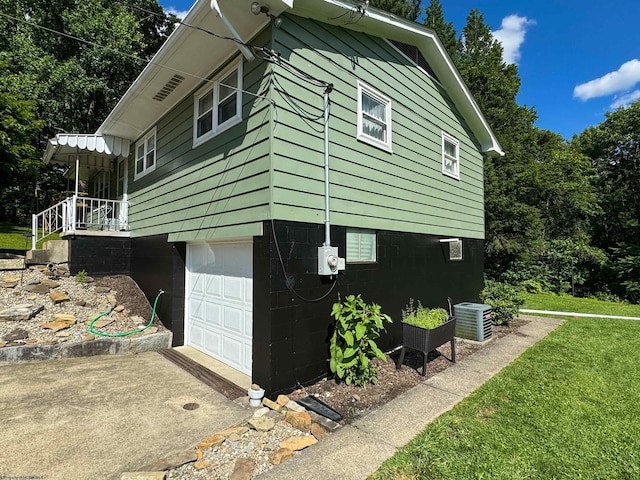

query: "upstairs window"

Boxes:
[135, 127, 156, 180]
[194, 60, 243, 146]
[442, 132, 459, 179]
[357, 82, 392, 152]
[347, 229, 377, 263]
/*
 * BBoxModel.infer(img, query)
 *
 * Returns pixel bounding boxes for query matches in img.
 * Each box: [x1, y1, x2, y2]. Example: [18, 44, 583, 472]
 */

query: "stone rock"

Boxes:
[286, 411, 312, 432]
[0, 342, 5, 348]
[194, 460, 211, 470]
[276, 394, 290, 407]
[114, 305, 125, 313]
[311, 423, 329, 440]
[3, 328, 29, 342]
[106, 294, 117, 305]
[269, 448, 293, 465]
[143, 327, 158, 335]
[55, 331, 71, 338]
[2, 274, 20, 283]
[0, 281, 18, 289]
[94, 286, 111, 293]
[75, 300, 87, 307]
[92, 318, 115, 329]
[25, 284, 51, 294]
[138, 449, 198, 471]
[49, 291, 70, 303]
[252, 407, 270, 418]
[0, 304, 44, 322]
[131, 315, 145, 325]
[27, 295, 37, 301]
[227, 433, 241, 442]
[229, 458, 256, 480]
[284, 400, 306, 413]
[120, 472, 166, 480]
[82, 334, 96, 342]
[262, 398, 281, 412]
[218, 426, 249, 438]
[53, 313, 76, 324]
[308, 411, 341, 431]
[40, 279, 60, 288]
[279, 435, 317, 451]
[42, 321, 71, 332]
[248, 415, 276, 432]
[198, 434, 225, 450]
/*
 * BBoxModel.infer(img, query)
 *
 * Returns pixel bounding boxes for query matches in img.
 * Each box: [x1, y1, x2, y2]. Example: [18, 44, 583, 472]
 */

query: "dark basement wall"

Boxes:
[253, 220, 484, 396]
[67, 235, 185, 345]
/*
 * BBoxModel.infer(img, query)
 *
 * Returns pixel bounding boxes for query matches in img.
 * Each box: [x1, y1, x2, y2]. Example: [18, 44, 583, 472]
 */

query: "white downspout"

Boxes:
[73, 153, 79, 231]
[210, 0, 255, 61]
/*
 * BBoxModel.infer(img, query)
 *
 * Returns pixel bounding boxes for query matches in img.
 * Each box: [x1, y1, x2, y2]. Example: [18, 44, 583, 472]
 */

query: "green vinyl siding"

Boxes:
[125, 28, 273, 240]
[271, 15, 485, 239]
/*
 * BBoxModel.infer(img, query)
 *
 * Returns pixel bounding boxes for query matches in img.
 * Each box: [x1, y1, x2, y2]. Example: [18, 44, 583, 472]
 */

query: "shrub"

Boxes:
[480, 280, 525, 326]
[521, 279, 543, 294]
[329, 294, 392, 387]
[402, 299, 449, 329]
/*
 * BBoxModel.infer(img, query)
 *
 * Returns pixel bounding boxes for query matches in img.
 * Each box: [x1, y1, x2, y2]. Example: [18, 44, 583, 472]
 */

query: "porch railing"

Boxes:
[32, 196, 129, 250]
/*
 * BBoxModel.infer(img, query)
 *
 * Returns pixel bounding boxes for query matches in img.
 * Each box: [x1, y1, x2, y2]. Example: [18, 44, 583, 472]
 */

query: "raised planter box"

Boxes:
[396, 317, 456, 376]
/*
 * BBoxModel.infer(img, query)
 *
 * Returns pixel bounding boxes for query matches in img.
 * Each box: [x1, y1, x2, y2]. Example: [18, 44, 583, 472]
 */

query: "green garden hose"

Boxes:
[89, 289, 164, 337]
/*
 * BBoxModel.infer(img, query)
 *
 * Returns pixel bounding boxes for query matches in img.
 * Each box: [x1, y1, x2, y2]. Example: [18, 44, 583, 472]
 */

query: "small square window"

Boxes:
[347, 229, 377, 263]
[442, 132, 459, 179]
[194, 60, 243, 147]
[134, 127, 156, 180]
[357, 82, 392, 152]
[449, 239, 463, 261]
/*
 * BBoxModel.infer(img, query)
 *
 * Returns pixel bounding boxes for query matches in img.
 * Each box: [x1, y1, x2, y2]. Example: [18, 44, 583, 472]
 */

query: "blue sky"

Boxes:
[161, 1, 640, 140]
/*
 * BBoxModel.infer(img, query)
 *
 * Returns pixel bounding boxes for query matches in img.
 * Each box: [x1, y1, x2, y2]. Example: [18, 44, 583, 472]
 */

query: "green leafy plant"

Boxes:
[329, 294, 392, 387]
[76, 269, 88, 284]
[401, 299, 449, 329]
[480, 280, 525, 325]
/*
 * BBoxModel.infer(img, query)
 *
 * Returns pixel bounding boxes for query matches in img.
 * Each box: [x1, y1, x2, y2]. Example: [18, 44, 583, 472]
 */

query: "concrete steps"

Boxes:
[25, 239, 69, 265]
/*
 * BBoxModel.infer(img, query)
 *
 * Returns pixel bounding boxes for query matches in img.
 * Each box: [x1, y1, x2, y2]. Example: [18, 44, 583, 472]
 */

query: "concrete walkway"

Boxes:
[0, 351, 251, 480]
[257, 315, 564, 480]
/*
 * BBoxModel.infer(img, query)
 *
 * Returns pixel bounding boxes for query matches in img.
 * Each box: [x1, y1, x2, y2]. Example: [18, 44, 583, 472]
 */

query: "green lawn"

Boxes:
[523, 292, 640, 318]
[0, 222, 60, 253]
[372, 317, 640, 479]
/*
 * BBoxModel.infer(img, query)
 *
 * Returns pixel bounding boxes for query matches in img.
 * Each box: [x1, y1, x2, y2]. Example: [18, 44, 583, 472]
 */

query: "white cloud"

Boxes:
[492, 15, 536, 65]
[574, 59, 640, 101]
[610, 90, 640, 109]
[165, 7, 189, 20]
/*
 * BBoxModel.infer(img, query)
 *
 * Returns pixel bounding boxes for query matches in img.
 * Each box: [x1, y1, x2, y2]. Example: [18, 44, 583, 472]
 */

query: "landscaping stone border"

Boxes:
[0, 331, 172, 363]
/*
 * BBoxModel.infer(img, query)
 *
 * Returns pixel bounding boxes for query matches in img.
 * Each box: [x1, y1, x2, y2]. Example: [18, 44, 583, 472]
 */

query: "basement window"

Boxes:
[193, 59, 243, 147]
[449, 239, 463, 261]
[347, 229, 377, 263]
[134, 127, 156, 180]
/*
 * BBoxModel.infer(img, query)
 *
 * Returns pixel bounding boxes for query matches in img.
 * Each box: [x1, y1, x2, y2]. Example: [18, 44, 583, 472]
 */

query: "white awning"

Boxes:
[43, 134, 130, 171]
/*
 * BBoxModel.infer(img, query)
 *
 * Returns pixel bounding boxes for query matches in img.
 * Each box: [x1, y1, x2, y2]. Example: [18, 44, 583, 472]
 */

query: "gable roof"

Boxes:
[97, 0, 503, 157]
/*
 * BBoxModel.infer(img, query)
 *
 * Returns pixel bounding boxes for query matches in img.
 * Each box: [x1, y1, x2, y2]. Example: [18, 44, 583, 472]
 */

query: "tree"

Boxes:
[423, 0, 457, 59]
[368, 0, 422, 21]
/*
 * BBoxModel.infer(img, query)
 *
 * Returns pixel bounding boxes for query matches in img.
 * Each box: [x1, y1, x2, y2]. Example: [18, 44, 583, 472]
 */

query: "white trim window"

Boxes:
[135, 127, 156, 180]
[357, 81, 392, 152]
[347, 229, 377, 263]
[193, 60, 243, 147]
[442, 132, 460, 179]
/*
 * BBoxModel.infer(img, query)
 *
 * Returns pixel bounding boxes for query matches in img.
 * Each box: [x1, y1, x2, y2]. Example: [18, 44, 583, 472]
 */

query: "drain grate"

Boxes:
[297, 396, 342, 422]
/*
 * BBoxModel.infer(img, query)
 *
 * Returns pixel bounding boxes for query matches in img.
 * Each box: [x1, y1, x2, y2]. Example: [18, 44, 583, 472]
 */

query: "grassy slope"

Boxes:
[373, 317, 640, 479]
[0, 222, 60, 253]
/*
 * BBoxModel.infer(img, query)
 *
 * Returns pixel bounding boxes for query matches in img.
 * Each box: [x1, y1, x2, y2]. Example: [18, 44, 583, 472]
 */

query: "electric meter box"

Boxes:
[317, 246, 345, 276]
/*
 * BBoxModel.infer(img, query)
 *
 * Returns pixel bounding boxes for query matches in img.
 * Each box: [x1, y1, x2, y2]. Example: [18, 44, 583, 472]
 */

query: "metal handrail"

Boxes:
[32, 196, 129, 250]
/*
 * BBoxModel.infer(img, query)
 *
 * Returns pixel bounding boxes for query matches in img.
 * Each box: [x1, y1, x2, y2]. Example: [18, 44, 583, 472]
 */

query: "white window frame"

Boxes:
[134, 127, 157, 180]
[193, 59, 243, 147]
[441, 132, 460, 180]
[357, 81, 392, 152]
[346, 228, 377, 263]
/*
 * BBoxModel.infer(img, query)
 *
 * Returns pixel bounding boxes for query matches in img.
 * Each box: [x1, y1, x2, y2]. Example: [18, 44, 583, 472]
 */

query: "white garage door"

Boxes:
[186, 242, 253, 375]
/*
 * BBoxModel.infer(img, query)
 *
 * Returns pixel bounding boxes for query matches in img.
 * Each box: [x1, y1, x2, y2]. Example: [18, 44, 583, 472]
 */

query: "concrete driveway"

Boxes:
[0, 352, 251, 479]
